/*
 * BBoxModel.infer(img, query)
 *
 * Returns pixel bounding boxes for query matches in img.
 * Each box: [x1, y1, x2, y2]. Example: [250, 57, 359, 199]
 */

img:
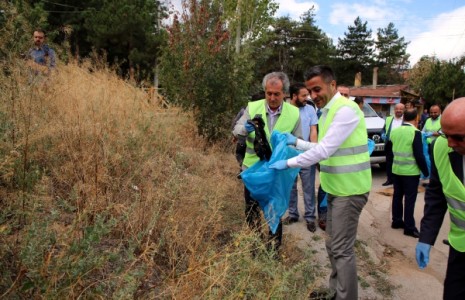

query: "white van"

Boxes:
[359, 101, 386, 167]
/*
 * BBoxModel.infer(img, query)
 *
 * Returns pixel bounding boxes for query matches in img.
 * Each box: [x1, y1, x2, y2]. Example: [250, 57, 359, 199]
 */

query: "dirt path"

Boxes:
[283, 165, 449, 299]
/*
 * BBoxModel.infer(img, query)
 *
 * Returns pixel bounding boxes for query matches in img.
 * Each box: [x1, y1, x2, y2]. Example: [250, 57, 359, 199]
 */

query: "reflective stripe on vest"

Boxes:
[242, 100, 299, 167]
[319, 97, 371, 196]
[434, 137, 465, 252]
[391, 125, 421, 175]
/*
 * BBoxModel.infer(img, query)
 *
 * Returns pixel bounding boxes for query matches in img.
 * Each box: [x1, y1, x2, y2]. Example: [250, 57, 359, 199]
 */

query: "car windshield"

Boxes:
[362, 103, 379, 117]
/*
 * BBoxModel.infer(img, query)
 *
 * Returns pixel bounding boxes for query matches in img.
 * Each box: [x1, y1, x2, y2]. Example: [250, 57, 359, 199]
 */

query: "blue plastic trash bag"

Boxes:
[367, 138, 375, 156]
[421, 132, 432, 179]
[240, 131, 301, 234]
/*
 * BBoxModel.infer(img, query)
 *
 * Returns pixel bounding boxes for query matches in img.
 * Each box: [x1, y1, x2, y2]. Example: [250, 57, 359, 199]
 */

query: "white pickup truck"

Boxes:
[360, 102, 386, 167]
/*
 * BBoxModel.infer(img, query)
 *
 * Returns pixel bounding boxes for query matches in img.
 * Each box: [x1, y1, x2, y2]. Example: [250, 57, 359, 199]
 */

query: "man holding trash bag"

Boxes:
[270, 65, 371, 300]
[232, 71, 301, 253]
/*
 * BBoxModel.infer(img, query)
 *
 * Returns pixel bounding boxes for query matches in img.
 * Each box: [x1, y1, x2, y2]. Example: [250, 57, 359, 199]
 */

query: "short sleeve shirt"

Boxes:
[299, 104, 318, 141]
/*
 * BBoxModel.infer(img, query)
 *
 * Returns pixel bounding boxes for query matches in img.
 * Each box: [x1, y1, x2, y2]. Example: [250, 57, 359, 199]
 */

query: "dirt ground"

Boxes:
[284, 165, 449, 299]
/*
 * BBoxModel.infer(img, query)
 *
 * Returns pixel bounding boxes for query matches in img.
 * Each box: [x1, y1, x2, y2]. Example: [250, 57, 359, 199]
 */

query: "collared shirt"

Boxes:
[28, 45, 56, 68]
[266, 102, 282, 130]
[232, 101, 302, 139]
[391, 117, 403, 131]
[299, 104, 318, 142]
[287, 92, 360, 168]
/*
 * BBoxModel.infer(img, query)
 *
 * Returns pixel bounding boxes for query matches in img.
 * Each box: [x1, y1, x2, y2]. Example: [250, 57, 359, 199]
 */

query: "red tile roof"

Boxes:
[349, 85, 411, 97]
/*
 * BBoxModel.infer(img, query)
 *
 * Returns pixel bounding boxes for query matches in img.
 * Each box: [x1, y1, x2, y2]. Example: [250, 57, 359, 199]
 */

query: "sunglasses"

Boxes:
[438, 130, 465, 142]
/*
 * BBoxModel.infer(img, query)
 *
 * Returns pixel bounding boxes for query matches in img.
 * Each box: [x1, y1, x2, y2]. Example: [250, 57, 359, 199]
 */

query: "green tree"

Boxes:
[251, 9, 334, 84]
[290, 9, 335, 81]
[335, 17, 375, 85]
[159, 0, 268, 141]
[83, 0, 166, 81]
[375, 22, 410, 84]
[411, 56, 465, 107]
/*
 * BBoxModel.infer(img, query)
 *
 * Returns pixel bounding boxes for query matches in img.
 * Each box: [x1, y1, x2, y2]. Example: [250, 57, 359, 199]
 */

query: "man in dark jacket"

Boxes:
[416, 97, 465, 300]
[388, 109, 429, 238]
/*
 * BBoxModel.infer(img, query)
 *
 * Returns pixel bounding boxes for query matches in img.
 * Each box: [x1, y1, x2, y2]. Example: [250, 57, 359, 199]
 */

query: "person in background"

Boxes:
[382, 103, 405, 186]
[270, 65, 371, 300]
[284, 83, 318, 232]
[232, 72, 302, 253]
[27, 29, 56, 75]
[419, 108, 429, 130]
[388, 109, 429, 238]
[422, 104, 442, 149]
[416, 98, 465, 300]
[337, 85, 350, 99]
[353, 96, 364, 110]
[405, 100, 414, 109]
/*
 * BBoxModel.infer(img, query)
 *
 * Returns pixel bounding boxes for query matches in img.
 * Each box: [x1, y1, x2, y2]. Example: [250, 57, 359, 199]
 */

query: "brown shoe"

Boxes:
[318, 219, 326, 231]
[282, 216, 298, 225]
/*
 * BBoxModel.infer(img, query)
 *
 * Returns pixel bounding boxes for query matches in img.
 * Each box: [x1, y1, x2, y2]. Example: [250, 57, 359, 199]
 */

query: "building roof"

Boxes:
[349, 84, 414, 98]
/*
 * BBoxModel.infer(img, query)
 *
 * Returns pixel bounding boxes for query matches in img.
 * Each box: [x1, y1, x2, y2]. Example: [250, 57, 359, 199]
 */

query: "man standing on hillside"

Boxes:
[270, 65, 371, 300]
[284, 83, 318, 232]
[416, 98, 465, 299]
[27, 29, 56, 76]
[388, 109, 429, 238]
[382, 103, 405, 186]
[232, 72, 302, 252]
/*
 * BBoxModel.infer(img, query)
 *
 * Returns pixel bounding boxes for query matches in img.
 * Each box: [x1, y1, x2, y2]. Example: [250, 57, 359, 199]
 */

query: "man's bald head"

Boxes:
[394, 103, 405, 118]
[441, 98, 465, 155]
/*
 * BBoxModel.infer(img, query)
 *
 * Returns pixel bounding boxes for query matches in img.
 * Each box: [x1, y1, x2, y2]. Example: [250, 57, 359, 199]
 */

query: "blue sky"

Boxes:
[167, 0, 465, 67]
[276, 0, 465, 66]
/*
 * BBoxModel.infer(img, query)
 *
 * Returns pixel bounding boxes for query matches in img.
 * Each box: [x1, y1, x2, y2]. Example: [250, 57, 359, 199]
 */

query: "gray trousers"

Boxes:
[325, 193, 368, 300]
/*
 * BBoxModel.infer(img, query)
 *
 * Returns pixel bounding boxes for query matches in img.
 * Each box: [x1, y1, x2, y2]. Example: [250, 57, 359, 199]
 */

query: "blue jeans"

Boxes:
[289, 166, 316, 222]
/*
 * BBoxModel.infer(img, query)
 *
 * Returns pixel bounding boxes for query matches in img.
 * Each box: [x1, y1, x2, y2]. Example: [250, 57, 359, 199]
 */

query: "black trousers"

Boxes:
[392, 174, 420, 232]
[444, 246, 465, 299]
[244, 186, 282, 250]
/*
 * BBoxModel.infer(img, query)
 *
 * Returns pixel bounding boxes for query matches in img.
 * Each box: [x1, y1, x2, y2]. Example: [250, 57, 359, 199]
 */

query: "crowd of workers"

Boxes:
[232, 67, 465, 300]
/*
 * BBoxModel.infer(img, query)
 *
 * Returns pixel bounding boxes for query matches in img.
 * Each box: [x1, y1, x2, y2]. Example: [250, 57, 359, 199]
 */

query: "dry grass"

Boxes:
[0, 60, 318, 299]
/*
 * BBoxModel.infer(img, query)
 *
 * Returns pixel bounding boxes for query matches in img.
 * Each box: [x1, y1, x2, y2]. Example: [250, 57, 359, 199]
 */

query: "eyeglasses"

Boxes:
[438, 130, 465, 142]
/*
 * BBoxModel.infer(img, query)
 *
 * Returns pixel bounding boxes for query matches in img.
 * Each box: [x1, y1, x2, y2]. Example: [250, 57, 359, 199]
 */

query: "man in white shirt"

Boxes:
[382, 103, 405, 186]
[270, 65, 371, 300]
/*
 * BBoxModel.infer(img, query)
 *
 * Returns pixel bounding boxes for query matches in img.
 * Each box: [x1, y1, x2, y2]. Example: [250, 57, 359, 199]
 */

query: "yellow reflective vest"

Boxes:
[423, 117, 441, 144]
[434, 137, 465, 252]
[243, 100, 299, 168]
[391, 125, 421, 176]
[319, 97, 371, 196]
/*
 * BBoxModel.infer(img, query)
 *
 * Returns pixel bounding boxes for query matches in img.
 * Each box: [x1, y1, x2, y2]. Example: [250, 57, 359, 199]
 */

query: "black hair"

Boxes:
[289, 82, 307, 99]
[304, 65, 335, 84]
[403, 109, 418, 122]
[354, 96, 364, 105]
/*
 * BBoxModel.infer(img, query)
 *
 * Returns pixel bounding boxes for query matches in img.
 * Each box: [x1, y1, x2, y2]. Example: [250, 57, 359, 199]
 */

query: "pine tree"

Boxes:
[375, 22, 410, 84]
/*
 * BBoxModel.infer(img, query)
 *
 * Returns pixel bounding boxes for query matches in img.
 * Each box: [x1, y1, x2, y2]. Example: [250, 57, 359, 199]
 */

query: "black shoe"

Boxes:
[306, 221, 316, 232]
[404, 229, 420, 238]
[391, 221, 405, 229]
[382, 180, 393, 186]
[282, 216, 298, 225]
